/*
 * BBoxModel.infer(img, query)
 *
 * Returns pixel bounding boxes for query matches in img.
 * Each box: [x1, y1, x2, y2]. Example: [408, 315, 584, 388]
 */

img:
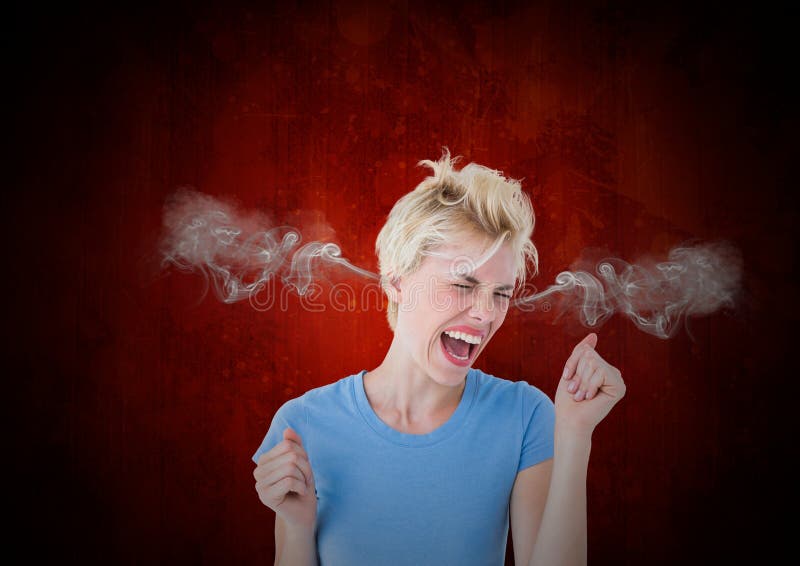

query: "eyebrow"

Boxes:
[462, 275, 514, 291]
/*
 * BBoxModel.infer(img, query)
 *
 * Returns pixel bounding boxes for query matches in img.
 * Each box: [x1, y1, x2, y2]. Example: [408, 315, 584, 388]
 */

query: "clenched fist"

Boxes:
[555, 333, 626, 436]
[253, 427, 317, 530]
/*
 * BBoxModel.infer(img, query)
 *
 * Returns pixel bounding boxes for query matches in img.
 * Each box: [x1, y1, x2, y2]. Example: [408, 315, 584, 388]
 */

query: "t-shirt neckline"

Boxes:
[353, 368, 477, 447]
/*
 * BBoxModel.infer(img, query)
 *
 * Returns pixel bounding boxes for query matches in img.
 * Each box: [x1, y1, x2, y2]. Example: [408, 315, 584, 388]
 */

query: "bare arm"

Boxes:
[510, 459, 553, 565]
[275, 516, 318, 566]
[521, 332, 624, 566]
[527, 427, 591, 566]
[509, 428, 590, 566]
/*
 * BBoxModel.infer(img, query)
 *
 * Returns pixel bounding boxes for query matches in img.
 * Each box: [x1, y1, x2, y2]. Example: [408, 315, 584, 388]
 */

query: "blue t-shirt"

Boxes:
[251, 367, 555, 566]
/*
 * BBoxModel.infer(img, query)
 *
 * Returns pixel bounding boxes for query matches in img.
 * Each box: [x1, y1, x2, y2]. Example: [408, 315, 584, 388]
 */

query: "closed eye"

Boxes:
[453, 283, 511, 299]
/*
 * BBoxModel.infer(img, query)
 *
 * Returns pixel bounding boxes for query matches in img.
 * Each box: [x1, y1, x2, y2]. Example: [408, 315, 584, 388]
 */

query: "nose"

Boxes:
[467, 285, 498, 324]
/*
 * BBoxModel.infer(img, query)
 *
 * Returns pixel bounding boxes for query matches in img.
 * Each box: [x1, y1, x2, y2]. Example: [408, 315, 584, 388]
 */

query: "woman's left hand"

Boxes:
[554, 333, 626, 437]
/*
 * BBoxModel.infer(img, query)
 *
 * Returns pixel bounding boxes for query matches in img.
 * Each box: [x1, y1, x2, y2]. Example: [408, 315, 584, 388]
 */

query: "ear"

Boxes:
[382, 272, 402, 303]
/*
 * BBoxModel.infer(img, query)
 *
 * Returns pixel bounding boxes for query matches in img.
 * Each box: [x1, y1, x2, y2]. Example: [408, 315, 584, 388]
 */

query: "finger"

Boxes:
[292, 451, 314, 487]
[561, 333, 598, 381]
[256, 476, 307, 510]
[567, 367, 585, 393]
[283, 427, 305, 446]
[254, 450, 306, 483]
[567, 353, 595, 394]
[257, 432, 311, 466]
[584, 367, 606, 401]
[259, 476, 308, 502]
[567, 378, 579, 394]
[274, 477, 308, 498]
[259, 460, 308, 492]
[275, 450, 311, 486]
[305, 456, 316, 486]
[576, 354, 595, 381]
[561, 347, 583, 381]
[283, 477, 308, 497]
[254, 428, 310, 475]
[256, 468, 306, 497]
[281, 433, 313, 485]
[573, 356, 598, 401]
[287, 451, 314, 485]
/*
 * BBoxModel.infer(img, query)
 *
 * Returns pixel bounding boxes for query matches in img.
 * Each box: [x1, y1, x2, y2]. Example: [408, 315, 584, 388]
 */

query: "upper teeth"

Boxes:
[444, 330, 482, 345]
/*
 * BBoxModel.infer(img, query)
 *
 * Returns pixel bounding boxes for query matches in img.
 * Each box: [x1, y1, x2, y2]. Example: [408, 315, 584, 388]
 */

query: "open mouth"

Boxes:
[440, 330, 481, 365]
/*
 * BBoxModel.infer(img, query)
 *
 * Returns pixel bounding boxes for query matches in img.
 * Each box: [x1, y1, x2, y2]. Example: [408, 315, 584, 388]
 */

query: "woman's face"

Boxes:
[392, 232, 517, 386]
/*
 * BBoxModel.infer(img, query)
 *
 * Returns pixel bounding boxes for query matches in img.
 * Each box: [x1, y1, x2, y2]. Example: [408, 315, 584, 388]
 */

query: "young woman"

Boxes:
[252, 149, 626, 566]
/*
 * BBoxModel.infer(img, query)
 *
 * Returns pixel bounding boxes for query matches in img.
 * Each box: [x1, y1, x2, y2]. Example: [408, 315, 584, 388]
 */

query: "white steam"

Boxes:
[158, 188, 378, 304]
[157, 189, 743, 340]
[512, 241, 743, 339]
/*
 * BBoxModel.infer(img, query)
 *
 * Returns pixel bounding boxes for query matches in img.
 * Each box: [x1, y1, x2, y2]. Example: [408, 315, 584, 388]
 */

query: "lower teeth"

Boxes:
[442, 334, 471, 361]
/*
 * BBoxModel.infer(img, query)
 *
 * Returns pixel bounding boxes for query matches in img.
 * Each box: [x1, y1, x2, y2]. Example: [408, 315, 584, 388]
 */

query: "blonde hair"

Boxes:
[376, 147, 538, 331]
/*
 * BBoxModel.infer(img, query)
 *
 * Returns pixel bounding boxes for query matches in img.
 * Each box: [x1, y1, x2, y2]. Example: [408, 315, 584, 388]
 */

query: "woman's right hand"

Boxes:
[254, 427, 317, 530]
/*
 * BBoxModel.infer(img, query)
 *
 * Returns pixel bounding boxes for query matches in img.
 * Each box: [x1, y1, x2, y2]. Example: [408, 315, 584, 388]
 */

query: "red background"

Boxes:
[10, 1, 795, 564]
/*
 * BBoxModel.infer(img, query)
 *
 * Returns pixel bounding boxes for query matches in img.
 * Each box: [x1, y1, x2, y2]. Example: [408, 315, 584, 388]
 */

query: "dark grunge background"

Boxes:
[7, 1, 796, 563]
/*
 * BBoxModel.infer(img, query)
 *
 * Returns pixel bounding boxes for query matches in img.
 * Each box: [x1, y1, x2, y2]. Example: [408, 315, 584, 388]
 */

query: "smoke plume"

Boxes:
[157, 189, 742, 339]
[158, 188, 378, 306]
[512, 241, 743, 339]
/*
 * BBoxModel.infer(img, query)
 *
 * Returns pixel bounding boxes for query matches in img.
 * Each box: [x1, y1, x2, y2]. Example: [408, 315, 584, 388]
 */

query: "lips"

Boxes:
[439, 332, 480, 367]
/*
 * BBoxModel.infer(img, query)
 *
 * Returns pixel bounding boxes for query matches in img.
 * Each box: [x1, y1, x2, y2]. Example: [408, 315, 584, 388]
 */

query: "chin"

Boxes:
[429, 357, 472, 386]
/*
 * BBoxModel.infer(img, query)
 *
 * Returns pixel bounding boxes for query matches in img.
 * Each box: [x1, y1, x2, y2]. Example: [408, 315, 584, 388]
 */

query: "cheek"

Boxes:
[445, 291, 463, 312]
[425, 288, 460, 316]
[494, 304, 510, 324]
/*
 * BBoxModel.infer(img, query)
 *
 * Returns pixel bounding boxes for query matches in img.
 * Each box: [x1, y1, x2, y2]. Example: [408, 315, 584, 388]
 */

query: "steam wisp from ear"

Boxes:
[512, 241, 743, 339]
[158, 188, 378, 304]
[156, 189, 742, 340]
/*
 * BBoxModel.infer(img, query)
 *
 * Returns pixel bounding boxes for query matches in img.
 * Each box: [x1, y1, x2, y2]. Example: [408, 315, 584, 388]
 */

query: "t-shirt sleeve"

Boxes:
[251, 397, 306, 465]
[517, 383, 556, 472]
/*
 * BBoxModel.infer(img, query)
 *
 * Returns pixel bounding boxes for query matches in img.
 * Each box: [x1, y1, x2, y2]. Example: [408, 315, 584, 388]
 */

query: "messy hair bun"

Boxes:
[375, 147, 538, 331]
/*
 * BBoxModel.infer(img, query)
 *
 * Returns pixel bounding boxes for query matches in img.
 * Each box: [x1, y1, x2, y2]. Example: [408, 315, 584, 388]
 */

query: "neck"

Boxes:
[364, 335, 467, 428]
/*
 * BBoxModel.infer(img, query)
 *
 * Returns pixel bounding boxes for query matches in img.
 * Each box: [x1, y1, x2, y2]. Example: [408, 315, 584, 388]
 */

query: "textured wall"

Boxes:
[9, 1, 794, 564]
